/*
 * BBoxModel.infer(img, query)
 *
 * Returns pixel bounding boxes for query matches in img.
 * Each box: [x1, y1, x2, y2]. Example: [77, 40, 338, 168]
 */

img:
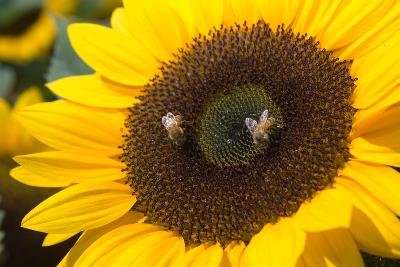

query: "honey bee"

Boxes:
[245, 110, 275, 144]
[162, 112, 186, 146]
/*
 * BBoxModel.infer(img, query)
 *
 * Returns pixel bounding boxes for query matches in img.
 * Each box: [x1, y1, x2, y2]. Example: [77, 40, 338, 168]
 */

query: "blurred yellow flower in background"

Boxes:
[0, 0, 66, 64]
[45, 0, 79, 15]
[0, 2, 121, 265]
[0, 0, 121, 63]
[0, 87, 44, 157]
[0, 10, 55, 63]
[0, 86, 64, 266]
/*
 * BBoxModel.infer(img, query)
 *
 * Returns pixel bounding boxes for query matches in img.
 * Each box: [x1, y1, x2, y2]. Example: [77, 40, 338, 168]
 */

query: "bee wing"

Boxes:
[162, 115, 170, 127]
[259, 110, 269, 122]
[166, 112, 175, 119]
[245, 118, 258, 133]
[162, 112, 178, 128]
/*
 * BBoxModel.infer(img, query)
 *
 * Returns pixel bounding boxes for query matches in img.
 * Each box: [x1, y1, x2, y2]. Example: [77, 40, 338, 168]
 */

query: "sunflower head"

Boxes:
[121, 21, 356, 244]
[11, 0, 400, 266]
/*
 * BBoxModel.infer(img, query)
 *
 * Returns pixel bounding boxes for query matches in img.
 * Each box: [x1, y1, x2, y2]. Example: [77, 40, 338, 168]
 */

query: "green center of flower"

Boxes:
[122, 22, 356, 245]
[197, 84, 283, 167]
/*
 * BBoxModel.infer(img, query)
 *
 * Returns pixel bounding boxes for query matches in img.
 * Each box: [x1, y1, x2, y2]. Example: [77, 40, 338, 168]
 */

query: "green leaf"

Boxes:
[0, 63, 15, 98]
[45, 15, 93, 83]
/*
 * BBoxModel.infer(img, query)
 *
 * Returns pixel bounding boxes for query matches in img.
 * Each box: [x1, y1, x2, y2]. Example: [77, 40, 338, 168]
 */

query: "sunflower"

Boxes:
[0, 87, 44, 157]
[0, 0, 117, 63]
[45, 0, 80, 16]
[12, 0, 400, 266]
[0, 0, 81, 64]
[0, 2, 57, 63]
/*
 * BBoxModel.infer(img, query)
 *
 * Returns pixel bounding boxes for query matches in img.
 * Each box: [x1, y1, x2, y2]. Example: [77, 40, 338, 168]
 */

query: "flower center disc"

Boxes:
[122, 22, 356, 244]
[196, 84, 283, 167]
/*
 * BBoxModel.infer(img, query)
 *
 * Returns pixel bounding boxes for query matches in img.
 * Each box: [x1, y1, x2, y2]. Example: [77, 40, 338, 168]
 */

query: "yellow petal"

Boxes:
[221, 0, 235, 26]
[57, 255, 67, 267]
[170, 244, 208, 267]
[229, 0, 259, 25]
[353, 85, 400, 130]
[43, 232, 78, 247]
[0, 99, 11, 155]
[240, 218, 305, 267]
[293, 186, 352, 232]
[108, 232, 174, 266]
[112, 5, 170, 62]
[351, 103, 400, 163]
[63, 211, 144, 266]
[258, 0, 304, 31]
[47, 74, 143, 109]
[6, 87, 46, 155]
[292, 0, 341, 37]
[340, 160, 400, 215]
[191, 243, 223, 267]
[350, 137, 400, 167]
[17, 100, 122, 156]
[135, 237, 185, 267]
[22, 182, 136, 234]
[351, 32, 400, 110]
[10, 166, 70, 188]
[113, 235, 184, 267]
[121, 0, 190, 63]
[8, 128, 43, 157]
[336, 1, 400, 59]
[14, 151, 125, 183]
[0, 98, 10, 119]
[13, 87, 43, 111]
[301, 229, 364, 267]
[167, 0, 198, 38]
[110, 7, 130, 35]
[319, 0, 394, 51]
[336, 178, 400, 258]
[68, 23, 158, 86]
[191, 0, 224, 34]
[220, 242, 246, 267]
[351, 104, 400, 165]
[75, 223, 166, 266]
[296, 257, 305, 267]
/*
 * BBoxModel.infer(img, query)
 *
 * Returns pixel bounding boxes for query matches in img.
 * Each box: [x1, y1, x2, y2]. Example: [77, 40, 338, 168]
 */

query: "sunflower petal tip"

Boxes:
[67, 23, 91, 43]
[45, 80, 55, 89]
[67, 22, 84, 33]
[20, 218, 30, 228]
